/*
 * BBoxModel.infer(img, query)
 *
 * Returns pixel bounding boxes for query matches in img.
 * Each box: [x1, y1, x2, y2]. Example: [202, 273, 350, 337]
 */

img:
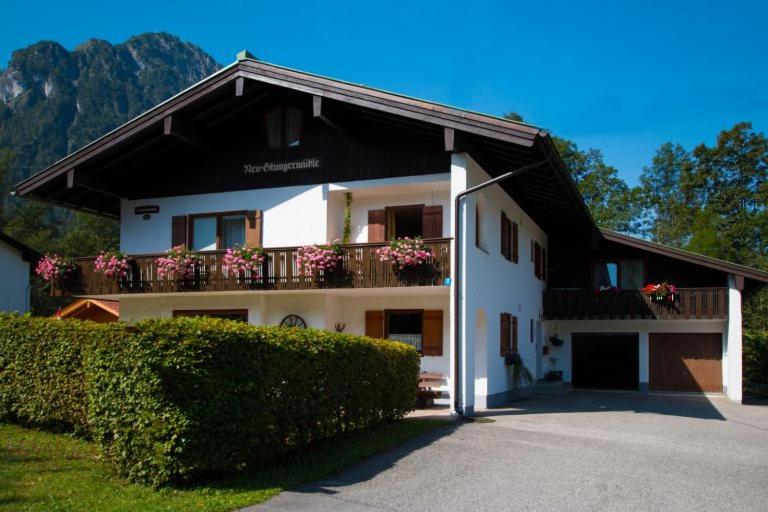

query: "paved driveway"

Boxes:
[250, 392, 768, 512]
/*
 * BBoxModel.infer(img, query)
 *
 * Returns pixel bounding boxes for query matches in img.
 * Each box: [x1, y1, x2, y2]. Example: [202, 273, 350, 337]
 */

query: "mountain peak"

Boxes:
[0, 33, 221, 184]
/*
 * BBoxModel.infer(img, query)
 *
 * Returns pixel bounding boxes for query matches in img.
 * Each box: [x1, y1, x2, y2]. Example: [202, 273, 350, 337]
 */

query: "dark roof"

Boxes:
[12, 57, 596, 234]
[0, 232, 39, 262]
[601, 229, 768, 283]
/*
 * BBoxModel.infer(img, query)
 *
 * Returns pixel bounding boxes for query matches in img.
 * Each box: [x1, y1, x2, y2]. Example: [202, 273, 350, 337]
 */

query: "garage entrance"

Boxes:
[572, 334, 639, 390]
[649, 333, 722, 393]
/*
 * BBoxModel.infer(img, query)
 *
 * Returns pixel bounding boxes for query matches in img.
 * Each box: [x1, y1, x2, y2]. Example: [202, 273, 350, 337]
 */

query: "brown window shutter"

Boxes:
[422, 205, 443, 239]
[245, 209, 263, 247]
[500, 312, 510, 356]
[512, 222, 519, 263]
[422, 310, 443, 356]
[500, 212, 508, 259]
[368, 209, 386, 242]
[171, 215, 188, 248]
[534, 242, 542, 279]
[475, 207, 480, 247]
[365, 310, 385, 338]
[512, 316, 519, 354]
[542, 247, 547, 281]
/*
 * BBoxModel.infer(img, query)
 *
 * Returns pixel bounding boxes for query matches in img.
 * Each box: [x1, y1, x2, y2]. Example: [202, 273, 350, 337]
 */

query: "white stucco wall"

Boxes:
[121, 185, 329, 253]
[725, 275, 743, 402]
[452, 153, 548, 411]
[121, 174, 451, 253]
[118, 290, 450, 395]
[0, 241, 30, 313]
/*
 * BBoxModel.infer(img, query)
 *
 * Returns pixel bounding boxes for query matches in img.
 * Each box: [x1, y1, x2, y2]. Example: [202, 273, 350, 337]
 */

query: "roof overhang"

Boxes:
[12, 58, 596, 234]
[601, 229, 768, 284]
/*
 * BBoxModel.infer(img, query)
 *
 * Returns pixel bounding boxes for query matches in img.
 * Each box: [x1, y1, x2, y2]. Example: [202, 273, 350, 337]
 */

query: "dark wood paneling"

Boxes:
[548, 237, 728, 290]
[543, 288, 728, 320]
[649, 333, 722, 393]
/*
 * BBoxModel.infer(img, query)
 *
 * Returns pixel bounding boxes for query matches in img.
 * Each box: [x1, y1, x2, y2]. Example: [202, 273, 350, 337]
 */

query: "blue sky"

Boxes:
[2, 0, 767, 185]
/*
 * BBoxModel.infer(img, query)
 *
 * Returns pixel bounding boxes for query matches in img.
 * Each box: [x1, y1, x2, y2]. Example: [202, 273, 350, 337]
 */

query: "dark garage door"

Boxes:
[649, 333, 722, 393]
[572, 334, 639, 390]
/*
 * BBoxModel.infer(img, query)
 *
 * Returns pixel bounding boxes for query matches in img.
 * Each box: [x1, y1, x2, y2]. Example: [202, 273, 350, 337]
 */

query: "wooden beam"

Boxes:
[235, 76, 245, 97]
[311, 94, 345, 135]
[69, 169, 123, 199]
[444, 127, 455, 152]
[163, 114, 209, 151]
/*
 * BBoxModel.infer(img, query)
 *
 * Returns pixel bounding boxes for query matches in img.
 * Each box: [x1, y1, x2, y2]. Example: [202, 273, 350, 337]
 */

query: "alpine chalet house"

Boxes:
[15, 52, 768, 413]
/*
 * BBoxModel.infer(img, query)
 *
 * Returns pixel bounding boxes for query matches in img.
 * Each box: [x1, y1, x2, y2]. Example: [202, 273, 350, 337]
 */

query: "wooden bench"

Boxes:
[416, 372, 443, 408]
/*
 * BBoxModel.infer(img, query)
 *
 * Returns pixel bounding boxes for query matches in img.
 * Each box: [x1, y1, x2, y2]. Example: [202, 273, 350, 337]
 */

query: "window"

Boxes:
[386, 205, 423, 239]
[500, 313, 518, 356]
[387, 310, 423, 351]
[192, 216, 217, 251]
[264, 106, 303, 149]
[173, 309, 248, 322]
[190, 213, 246, 250]
[475, 194, 488, 251]
[592, 260, 644, 289]
[500, 212, 512, 261]
[365, 309, 443, 355]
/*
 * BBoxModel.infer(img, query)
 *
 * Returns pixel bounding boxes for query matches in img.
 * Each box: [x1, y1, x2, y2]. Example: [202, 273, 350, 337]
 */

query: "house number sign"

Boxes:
[243, 157, 323, 175]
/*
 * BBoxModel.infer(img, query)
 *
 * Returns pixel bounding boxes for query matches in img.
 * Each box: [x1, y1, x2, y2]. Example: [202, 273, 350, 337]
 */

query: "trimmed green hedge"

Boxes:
[85, 317, 419, 485]
[1, 314, 419, 486]
[744, 329, 768, 397]
[0, 313, 128, 435]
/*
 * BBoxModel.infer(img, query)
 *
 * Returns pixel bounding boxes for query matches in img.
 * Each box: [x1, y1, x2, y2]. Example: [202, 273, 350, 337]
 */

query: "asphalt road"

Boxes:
[248, 392, 768, 512]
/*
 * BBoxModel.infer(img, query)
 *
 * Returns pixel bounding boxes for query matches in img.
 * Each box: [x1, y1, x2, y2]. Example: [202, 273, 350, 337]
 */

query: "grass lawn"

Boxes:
[0, 418, 448, 512]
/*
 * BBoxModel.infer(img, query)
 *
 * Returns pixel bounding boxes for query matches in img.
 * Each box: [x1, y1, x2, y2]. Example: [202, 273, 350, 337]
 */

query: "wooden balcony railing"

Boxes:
[543, 288, 728, 320]
[53, 239, 451, 296]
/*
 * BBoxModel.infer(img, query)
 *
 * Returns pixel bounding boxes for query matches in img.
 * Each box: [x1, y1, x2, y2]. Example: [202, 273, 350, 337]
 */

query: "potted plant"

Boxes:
[155, 245, 202, 289]
[643, 282, 677, 303]
[296, 240, 343, 278]
[222, 244, 266, 287]
[36, 253, 78, 291]
[376, 236, 435, 284]
[548, 333, 565, 347]
[94, 250, 130, 279]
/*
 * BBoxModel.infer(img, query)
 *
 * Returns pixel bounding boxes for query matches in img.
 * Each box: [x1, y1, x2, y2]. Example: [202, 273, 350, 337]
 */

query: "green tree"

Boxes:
[686, 122, 768, 269]
[57, 212, 119, 257]
[552, 136, 643, 233]
[638, 142, 695, 246]
[0, 149, 13, 226]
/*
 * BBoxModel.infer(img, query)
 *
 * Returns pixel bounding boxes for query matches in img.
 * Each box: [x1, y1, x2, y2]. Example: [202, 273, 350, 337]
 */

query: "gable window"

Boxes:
[264, 106, 303, 150]
[592, 260, 644, 290]
[190, 213, 246, 251]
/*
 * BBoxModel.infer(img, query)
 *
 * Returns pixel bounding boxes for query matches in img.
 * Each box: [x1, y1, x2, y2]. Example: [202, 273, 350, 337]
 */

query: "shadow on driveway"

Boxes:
[479, 390, 727, 421]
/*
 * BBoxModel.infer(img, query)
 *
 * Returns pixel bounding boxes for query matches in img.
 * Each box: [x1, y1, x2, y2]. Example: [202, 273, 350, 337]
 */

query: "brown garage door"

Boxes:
[649, 333, 722, 393]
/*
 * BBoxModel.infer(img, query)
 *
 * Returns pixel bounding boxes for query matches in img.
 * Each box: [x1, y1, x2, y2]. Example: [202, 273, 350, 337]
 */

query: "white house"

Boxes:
[14, 54, 768, 413]
[0, 232, 36, 313]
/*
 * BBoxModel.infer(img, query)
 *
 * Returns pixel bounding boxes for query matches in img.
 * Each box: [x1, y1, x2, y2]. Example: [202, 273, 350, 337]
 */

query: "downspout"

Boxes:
[452, 156, 551, 416]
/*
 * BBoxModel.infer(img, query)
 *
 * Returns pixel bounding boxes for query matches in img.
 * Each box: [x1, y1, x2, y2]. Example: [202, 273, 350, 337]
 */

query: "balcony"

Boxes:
[543, 288, 728, 321]
[53, 239, 451, 297]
